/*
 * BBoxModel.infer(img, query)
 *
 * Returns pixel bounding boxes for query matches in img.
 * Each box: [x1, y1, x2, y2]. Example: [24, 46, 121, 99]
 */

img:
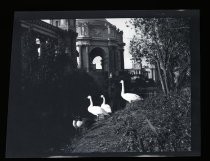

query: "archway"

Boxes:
[89, 47, 105, 72]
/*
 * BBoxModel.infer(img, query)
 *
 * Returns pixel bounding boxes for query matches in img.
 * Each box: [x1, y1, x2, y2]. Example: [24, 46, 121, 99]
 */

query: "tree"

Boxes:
[129, 18, 190, 95]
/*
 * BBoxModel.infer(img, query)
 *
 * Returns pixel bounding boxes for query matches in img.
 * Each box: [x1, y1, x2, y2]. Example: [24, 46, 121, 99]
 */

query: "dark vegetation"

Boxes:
[129, 18, 190, 95]
[7, 52, 107, 157]
[8, 54, 191, 156]
[7, 71, 96, 157]
[58, 87, 191, 154]
[7, 53, 128, 157]
[131, 75, 158, 99]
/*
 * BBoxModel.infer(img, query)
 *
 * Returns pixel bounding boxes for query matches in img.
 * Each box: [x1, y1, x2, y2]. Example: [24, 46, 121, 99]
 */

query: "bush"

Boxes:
[136, 89, 191, 152]
[63, 88, 191, 153]
[7, 70, 103, 157]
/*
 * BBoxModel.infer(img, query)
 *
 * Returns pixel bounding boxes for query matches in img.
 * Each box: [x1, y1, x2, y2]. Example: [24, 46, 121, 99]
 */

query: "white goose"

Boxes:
[76, 120, 84, 128]
[72, 119, 78, 136]
[72, 119, 84, 134]
[100, 95, 112, 113]
[72, 120, 77, 129]
[120, 80, 143, 103]
[87, 95, 109, 121]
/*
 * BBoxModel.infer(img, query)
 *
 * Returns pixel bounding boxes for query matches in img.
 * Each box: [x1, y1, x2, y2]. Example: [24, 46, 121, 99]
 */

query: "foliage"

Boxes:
[129, 18, 191, 94]
[11, 69, 102, 156]
[61, 88, 191, 153]
[133, 76, 156, 88]
[14, 31, 110, 156]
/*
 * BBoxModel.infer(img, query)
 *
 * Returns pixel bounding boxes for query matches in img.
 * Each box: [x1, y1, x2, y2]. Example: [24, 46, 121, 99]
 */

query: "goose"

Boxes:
[72, 120, 77, 129]
[72, 118, 84, 134]
[72, 119, 78, 136]
[76, 119, 84, 133]
[120, 80, 143, 103]
[87, 95, 109, 121]
[100, 95, 112, 113]
[76, 119, 84, 128]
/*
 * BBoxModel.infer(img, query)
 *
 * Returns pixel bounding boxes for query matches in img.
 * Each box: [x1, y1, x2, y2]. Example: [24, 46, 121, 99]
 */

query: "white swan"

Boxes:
[120, 80, 143, 103]
[100, 95, 112, 113]
[87, 95, 109, 121]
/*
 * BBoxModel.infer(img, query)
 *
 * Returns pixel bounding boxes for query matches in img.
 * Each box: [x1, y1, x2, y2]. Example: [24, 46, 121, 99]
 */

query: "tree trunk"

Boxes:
[168, 67, 176, 91]
[155, 47, 169, 95]
[156, 60, 166, 95]
[162, 67, 170, 95]
[176, 67, 188, 90]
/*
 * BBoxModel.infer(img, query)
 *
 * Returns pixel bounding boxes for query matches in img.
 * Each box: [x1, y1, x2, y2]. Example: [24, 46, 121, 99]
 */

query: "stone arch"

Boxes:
[89, 47, 106, 71]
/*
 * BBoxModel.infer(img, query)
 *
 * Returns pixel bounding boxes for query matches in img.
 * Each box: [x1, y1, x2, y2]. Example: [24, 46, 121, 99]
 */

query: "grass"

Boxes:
[58, 87, 191, 154]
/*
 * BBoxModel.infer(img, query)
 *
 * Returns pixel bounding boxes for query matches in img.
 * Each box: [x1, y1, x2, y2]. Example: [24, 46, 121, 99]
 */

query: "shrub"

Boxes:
[8, 70, 102, 156]
[64, 88, 191, 153]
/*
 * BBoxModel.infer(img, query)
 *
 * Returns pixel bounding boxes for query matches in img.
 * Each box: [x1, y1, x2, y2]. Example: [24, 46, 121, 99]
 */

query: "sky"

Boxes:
[106, 18, 135, 69]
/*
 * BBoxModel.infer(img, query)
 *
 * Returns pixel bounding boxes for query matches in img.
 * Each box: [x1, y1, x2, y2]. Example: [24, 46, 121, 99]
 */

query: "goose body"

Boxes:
[87, 95, 109, 120]
[100, 95, 112, 113]
[120, 80, 143, 103]
[72, 119, 84, 135]
[72, 120, 77, 128]
[76, 120, 84, 128]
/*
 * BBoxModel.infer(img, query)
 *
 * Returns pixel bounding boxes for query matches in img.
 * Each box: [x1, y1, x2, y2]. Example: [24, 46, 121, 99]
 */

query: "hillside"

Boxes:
[58, 88, 191, 154]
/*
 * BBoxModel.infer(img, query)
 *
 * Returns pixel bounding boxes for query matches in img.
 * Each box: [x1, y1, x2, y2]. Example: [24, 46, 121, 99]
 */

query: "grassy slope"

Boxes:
[62, 88, 191, 153]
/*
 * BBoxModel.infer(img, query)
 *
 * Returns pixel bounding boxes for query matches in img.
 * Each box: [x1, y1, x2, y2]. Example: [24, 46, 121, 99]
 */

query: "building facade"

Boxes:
[75, 19, 125, 76]
[19, 19, 78, 85]
[48, 19, 125, 77]
[126, 58, 158, 82]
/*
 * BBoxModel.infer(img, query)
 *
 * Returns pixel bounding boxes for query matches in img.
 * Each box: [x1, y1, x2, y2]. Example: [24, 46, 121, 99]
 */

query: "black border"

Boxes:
[1, 9, 201, 158]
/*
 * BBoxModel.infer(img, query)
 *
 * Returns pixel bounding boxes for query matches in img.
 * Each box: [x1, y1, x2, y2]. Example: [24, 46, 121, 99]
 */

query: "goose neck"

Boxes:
[121, 82, 125, 94]
[89, 96, 93, 106]
[102, 96, 105, 105]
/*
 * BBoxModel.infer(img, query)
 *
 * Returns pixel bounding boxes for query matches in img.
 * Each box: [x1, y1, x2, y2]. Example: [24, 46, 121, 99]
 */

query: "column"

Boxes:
[60, 19, 66, 30]
[82, 45, 89, 72]
[117, 50, 121, 72]
[107, 25, 111, 35]
[77, 45, 82, 68]
[113, 47, 116, 74]
[120, 50, 124, 71]
[114, 49, 118, 73]
[86, 46, 89, 72]
[39, 38, 46, 59]
[108, 47, 113, 74]
[61, 19, 65, 25]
